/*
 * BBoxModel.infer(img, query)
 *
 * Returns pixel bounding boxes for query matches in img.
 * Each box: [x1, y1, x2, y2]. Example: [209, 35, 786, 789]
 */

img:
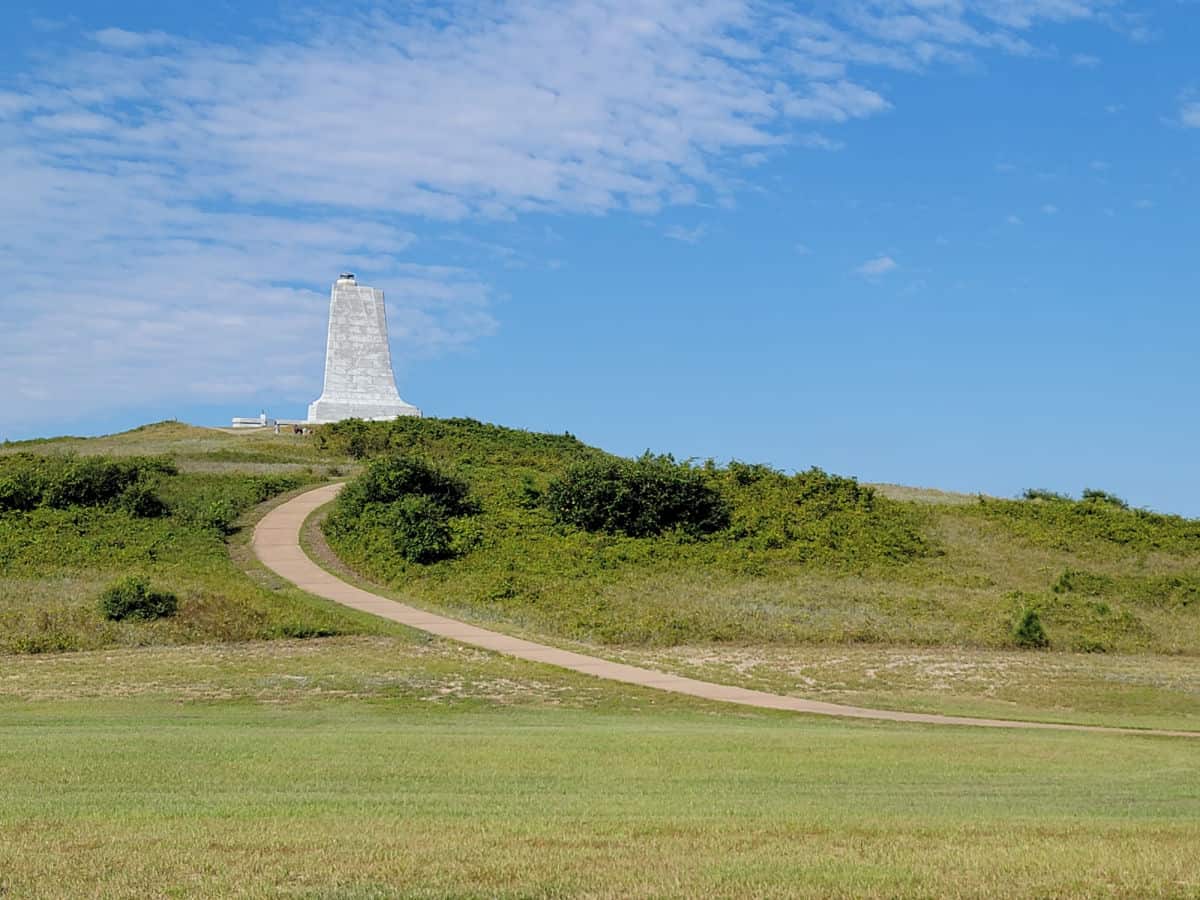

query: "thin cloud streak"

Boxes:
[857, 255, 898, 277]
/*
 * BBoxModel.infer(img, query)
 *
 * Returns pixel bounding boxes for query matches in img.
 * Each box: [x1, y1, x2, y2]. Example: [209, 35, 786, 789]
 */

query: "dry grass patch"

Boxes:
[608, 643, 1200, 731]
[0, 636, 683, 710]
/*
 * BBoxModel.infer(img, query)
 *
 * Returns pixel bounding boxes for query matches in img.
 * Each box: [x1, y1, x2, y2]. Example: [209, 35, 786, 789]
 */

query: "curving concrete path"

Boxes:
[253, 484, 1199, 738]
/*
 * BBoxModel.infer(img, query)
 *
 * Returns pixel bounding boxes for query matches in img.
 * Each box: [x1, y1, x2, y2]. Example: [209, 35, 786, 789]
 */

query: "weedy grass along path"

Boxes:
[254, 484, 1200, 738]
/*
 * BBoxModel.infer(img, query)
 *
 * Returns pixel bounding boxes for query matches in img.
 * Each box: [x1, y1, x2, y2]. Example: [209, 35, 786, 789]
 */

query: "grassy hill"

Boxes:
[4, 416, 1200, 660]
[315, 417, 1200, 656]
[0, 422, 400, 653]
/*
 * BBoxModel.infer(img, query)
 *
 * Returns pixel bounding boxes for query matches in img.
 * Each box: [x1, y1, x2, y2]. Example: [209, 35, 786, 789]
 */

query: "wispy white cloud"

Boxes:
[1041, 203, 1059, 214]
[796, 132, 846, 151]
[857, 255, 898, 277]
[1071, 52, 1101, 67]
[90, 27, 172, 50]
[1180, 100, 1200, 128]
[665, 224, 708, 244]
[0, 0, 1132, 426]
[1006, 214, 1024, 225]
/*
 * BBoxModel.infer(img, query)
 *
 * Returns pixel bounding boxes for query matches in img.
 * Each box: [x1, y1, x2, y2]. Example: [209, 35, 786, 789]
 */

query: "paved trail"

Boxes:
[253, 484, 1198, 738]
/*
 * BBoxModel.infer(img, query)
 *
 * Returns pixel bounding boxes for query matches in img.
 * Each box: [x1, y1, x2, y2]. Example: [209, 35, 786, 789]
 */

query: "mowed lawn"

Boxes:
[2, 641, 1198, 898]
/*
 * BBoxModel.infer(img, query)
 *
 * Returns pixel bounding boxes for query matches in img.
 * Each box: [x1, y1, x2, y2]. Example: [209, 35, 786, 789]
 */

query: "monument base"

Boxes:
[307, 398, 421, 424]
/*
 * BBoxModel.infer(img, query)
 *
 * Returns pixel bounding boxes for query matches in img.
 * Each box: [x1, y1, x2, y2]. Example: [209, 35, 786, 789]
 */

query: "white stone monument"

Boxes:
[307, 273, 421, 423]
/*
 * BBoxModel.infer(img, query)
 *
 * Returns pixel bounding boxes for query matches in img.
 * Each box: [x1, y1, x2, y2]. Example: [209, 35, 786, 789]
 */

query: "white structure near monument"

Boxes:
[306, 273, 421, 424]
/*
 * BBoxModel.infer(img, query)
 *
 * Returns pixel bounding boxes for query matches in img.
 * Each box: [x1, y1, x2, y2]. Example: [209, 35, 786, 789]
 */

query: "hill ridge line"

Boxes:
[253, 483, 1198, 738]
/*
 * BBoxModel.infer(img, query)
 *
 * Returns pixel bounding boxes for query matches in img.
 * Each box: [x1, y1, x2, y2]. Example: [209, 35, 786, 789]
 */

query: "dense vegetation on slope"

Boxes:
[319, 418, 1200, 652]
[0, 424, 398, 653]
[5, 417, 1200, 656]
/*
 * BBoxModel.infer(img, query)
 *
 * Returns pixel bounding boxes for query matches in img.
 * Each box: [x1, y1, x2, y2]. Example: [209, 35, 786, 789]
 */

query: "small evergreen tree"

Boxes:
[1012, 607, 1049, 648]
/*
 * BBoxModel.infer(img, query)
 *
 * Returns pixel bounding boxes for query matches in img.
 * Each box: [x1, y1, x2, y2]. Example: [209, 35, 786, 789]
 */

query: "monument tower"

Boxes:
[307, 273, 421, 423]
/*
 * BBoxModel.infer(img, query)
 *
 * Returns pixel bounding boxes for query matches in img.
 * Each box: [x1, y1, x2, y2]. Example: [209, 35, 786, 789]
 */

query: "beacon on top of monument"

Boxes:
[306, 273, 421, 424]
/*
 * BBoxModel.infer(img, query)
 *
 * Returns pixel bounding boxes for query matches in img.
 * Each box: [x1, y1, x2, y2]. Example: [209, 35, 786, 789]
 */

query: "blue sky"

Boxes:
[1, 1, 1197, 513]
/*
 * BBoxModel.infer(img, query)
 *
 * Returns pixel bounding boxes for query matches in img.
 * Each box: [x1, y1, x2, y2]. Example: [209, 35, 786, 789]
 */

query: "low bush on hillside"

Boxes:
[1052, 568, 1200, 609]
[335, 454, 476, 518]
[0, 454, 176, 516]
[99, 575, 178, 621]
[323, 454, 477, 564]
[721, 465, 929, 565]
[974, 492, 1200, 555]
[545, 454, 730, 538]
[1022, 488, 1072, 502]
[163, 472, 308, 534]
[314, 416, 589, 464]
[1052, 568, 1112, 596]
[118, 480, 169, 518]
[1081, 488, 1129, 509]
[1021, 488, 1131, 508]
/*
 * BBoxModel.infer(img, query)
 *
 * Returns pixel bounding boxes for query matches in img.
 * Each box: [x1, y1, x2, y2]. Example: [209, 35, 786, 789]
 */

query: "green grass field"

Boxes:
[2, 640, 1198, 899]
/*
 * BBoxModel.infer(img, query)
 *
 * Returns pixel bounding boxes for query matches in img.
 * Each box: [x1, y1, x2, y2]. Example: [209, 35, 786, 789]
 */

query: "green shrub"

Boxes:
[1050, 569, 1200, 610]
[99, 575, 178, 621]
[724, 465, 928, 565]
[118, 479, 169, 518]
[973, 494, 1200, 555]
[195, 499, 239, 534]
[323, 454, 477, 566]
[0, 453, 175, 514]
[316, 418, 380, 459]
[314, 416, 590, 465]
[515, 474, 543, 509]
[337, 454, 475, 519]
[165, 473, 307, 533]
[1082, 488, 1129, 509]
[784, 467, 876, 516]
[725, 461, 779, 486]
[1022, 488, 1071, 502]
[545, 454, 730, 538]
[1133, 575, 1200, 609]
[0, 470, 43, 511]
[380, 495, 456, 563]
[44, 458, 128, 508]
[1052, 568, 1113, 596]
[1012, 607, 1049, 648]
